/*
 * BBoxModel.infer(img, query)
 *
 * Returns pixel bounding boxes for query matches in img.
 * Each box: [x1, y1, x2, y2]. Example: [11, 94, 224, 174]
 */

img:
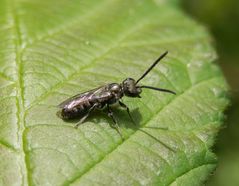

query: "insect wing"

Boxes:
[57, 86, 104, 108]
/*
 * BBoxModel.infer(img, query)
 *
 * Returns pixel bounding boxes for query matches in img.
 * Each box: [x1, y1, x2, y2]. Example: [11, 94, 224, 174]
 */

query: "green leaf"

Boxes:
[0, 0, 229, 185]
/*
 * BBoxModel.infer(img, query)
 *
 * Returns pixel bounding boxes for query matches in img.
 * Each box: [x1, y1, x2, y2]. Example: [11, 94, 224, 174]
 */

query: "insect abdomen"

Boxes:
[59, 101, 93, 120]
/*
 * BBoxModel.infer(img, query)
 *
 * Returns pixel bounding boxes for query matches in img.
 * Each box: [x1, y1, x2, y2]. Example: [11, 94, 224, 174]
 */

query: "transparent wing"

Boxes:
[57, 86, 105, 108]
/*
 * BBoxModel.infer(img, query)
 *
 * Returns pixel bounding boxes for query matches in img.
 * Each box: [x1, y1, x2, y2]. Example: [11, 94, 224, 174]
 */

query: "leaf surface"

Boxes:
[0, 0, 229, 185]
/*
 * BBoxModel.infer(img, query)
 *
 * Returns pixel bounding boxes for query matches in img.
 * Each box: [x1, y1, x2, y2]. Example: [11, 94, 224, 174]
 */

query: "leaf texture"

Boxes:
[0, 0, 229, 185]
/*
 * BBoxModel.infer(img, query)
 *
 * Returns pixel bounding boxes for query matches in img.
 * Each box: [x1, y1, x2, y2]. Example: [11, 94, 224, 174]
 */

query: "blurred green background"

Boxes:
[181, 0, 239, 185]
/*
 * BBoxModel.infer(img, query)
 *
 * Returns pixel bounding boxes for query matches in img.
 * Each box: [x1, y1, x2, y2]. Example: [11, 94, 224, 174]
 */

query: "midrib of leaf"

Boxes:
[9, 0, 29, 185]
[64, 75, 219, 185]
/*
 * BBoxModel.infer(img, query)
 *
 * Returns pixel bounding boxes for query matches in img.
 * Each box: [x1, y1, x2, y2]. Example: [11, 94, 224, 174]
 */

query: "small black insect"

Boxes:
[57, 51, 175, 136]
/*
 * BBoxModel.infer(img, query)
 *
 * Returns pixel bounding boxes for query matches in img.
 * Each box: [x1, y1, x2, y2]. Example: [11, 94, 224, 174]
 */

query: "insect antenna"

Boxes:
[135, 51, 176, 94]
[136, 51, 168, 84]
[139, 85, 176, 95]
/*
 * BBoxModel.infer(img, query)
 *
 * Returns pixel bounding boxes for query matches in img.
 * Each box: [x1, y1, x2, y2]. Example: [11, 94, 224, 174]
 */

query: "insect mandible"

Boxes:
[57, 51, 176, 136]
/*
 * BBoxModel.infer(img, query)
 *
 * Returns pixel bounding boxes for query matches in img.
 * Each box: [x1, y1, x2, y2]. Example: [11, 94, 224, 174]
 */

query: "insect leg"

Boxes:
[74, 103, 98, 128]
[119, 101, 136, 126]
[107, 104, 123, 139]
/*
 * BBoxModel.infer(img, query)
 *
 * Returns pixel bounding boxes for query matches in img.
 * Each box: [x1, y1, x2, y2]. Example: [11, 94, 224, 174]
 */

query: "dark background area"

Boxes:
[181, 0, 239, 185]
